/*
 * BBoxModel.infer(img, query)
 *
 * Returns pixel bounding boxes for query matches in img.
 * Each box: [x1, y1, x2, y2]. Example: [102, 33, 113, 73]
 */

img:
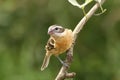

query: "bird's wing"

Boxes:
[45, 38, 56, 51]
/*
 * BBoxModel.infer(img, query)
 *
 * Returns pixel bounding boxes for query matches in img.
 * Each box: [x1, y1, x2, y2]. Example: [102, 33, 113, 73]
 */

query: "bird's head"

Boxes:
[48, 25, 65, 37]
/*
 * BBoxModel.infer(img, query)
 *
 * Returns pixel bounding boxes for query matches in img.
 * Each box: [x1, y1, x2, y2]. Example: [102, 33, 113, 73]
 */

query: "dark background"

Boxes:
[0, 0, 120, 80]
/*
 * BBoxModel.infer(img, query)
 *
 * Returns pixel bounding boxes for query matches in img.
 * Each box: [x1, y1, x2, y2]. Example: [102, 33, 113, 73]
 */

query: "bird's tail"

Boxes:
[41, 53, 51, 71]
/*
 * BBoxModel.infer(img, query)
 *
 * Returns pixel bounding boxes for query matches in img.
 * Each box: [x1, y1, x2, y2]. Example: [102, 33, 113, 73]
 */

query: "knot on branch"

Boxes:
[66, 72, 76, 78]
[55, 72, 76, 80]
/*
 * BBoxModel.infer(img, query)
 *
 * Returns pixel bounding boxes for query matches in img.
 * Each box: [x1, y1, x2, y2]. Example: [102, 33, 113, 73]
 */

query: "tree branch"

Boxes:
[55, 0, 106, 80]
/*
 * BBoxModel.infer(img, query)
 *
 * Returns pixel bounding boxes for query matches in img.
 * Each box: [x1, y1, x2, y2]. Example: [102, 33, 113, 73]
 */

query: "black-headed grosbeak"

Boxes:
[41, 25, 73, 71]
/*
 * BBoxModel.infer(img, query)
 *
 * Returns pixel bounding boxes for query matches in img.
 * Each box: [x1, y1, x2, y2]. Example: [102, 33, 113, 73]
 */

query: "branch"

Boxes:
[55, 0, 106, 80]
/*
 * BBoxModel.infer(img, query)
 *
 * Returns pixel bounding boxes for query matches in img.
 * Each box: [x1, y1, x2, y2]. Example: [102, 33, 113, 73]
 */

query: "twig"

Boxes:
[55, 0, 106, 80]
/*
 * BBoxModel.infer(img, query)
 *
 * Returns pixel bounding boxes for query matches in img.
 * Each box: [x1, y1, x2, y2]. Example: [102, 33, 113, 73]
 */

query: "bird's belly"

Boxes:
[53, 38, 72, 56]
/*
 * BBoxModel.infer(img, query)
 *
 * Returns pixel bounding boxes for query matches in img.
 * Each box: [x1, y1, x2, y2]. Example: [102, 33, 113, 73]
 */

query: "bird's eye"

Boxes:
[55, 27, 59, 30]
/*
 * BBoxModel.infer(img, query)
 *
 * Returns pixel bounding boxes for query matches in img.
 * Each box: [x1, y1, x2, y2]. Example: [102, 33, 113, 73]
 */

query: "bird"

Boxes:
[41, 25, 73, 71]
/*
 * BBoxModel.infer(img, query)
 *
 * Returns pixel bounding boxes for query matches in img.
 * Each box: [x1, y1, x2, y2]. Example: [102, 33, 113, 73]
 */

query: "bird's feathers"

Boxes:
[41, 53, 51, 71]
[46, 38, 55, 51]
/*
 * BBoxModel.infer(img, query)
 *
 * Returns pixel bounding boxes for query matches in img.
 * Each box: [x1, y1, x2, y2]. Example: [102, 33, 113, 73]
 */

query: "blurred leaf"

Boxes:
[68, 0, 93, 8]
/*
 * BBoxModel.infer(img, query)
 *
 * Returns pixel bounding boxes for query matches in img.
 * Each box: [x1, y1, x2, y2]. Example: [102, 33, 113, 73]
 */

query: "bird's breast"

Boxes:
[52, 30, 73, 56]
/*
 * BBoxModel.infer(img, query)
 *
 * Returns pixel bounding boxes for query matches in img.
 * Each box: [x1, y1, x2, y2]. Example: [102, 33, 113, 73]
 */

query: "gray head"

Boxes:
[48, 25, 65, 37]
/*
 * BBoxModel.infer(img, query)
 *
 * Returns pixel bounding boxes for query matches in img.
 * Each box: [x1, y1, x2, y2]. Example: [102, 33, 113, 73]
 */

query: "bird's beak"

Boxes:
[48, 30, 54, 35]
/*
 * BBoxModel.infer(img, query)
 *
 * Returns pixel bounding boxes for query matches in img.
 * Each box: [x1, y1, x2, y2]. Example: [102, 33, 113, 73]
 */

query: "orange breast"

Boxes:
[51, 29, 73, 56]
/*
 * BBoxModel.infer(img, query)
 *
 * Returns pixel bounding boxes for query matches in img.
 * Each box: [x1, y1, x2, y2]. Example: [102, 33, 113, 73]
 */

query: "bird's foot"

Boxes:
[56, 56, 69, 67]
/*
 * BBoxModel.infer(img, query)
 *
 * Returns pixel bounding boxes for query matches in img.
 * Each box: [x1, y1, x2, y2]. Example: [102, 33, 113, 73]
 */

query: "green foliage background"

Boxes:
[0, 0, 120, 80]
